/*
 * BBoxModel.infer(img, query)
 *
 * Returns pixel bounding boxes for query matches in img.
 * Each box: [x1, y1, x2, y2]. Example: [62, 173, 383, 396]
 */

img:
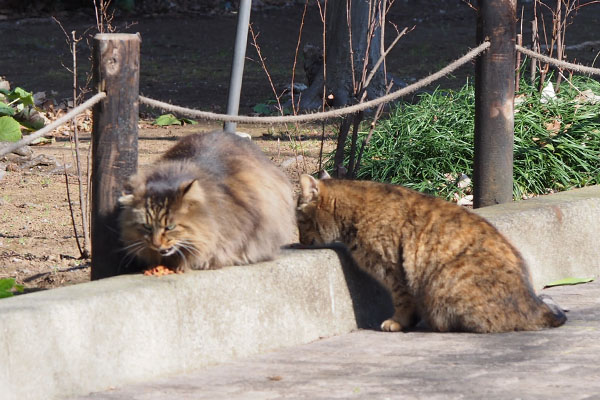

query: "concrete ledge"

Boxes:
[474, 185, 600, 289]
[1, 186, 600, 399]
[0, 249, 391, 400]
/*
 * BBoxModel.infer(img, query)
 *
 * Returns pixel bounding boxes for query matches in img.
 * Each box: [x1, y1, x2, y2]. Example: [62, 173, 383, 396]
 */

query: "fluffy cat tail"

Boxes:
[538, 294, 568, 328]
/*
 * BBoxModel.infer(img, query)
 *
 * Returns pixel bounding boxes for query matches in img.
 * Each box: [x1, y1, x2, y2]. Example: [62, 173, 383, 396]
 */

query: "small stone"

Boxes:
[456, 174, 471, 189]
[6, 163, 19, 172]
[0, 77, 9, 91]
[457, 195, 474, 207]
[12, 146, 33, 157]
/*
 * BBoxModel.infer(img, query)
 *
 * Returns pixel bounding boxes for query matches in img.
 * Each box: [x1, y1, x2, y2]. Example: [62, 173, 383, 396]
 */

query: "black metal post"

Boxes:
[474, 0, 516, 208]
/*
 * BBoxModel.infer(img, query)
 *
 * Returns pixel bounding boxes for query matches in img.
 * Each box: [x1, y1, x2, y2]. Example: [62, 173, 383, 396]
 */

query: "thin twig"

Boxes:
[316, 0, 328, 169]
[461, 0, 477, 11]
[290, 0, 308, 116]
[64, 158, 83, 257]
[364, 26, 411, 90]
[248, 24, 285, 114]
[353, 80, 394, 176]
[516, 33, 522, 92]
[316, 0, 328, 112]
[347, 0, 357, 93]
[69, 30, 90, 258]
[249, 23, 306, 177]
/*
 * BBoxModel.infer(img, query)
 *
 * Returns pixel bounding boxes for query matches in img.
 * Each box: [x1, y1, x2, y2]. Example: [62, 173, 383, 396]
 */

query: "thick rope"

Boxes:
[0, 92, 107, 158]
[3, 42, 594, 158]
[516, 45, 600, 76]
[140, 41, 491, 124]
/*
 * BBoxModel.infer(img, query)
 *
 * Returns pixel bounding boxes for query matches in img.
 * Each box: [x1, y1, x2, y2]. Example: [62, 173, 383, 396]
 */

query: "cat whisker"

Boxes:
[175, 240, 205, 270]
[120, 250, 142, 271]
[121, 240, 146, 252]
[173, 246, 191, 270]
[103, 224, 121, 235]
[111, 238, 142, 255]
[118, 241, 145, 272]
[177, 240, 202, 257]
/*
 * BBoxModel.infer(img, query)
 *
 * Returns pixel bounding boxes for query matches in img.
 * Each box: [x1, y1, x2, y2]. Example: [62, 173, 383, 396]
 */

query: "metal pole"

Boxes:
[474, 0, 516, 208]
[224, 0, 252, 133]
[91, 33, 140, 280]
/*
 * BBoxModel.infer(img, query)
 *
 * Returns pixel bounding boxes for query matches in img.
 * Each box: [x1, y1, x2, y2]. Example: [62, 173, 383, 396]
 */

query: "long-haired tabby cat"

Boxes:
[118, 130, 295, 272]
[296, 173, 566, 333]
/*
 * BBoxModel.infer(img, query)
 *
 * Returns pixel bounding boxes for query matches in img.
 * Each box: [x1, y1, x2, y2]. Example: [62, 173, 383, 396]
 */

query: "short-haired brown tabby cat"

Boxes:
[296, 173, 567, 333]
[118, 130, 295, 272]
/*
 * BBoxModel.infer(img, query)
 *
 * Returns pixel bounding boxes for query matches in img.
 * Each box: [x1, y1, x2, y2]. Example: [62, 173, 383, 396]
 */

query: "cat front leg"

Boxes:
[381, 284, 417, 332]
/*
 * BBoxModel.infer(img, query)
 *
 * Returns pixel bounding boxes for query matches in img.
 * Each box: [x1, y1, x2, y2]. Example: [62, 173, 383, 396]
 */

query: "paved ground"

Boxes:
[76, 281, 600, 400]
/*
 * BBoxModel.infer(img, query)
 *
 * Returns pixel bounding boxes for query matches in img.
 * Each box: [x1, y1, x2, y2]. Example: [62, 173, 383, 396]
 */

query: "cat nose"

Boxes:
[159, 248, 172, 255]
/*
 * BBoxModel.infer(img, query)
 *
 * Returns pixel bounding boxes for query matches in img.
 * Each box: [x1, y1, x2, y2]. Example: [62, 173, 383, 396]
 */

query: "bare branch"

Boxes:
[290, 0, 309, 116]
[249, 24, 284, 114]
[364, 25, 412, 91]
[461, 0, 477, 11]
[315, 0, 328, 112]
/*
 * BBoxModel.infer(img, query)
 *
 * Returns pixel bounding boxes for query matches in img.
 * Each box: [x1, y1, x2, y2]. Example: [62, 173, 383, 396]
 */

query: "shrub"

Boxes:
[336, 76, 600, 201]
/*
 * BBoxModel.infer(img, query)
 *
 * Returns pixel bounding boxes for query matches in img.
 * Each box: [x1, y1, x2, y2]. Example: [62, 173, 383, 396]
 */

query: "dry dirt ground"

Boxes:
[1, 1, 600, 293]
[0, 122, 334, 292]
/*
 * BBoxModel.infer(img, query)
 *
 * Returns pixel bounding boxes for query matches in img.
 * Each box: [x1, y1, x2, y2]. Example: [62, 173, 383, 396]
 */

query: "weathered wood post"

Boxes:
[474, 0, 516, 208]
[91, 34, 140, 280]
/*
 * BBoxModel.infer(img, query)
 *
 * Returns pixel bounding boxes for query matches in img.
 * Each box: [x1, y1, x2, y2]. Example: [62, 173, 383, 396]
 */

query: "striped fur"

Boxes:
[118, 131, 295, 272]
[297, 175, 566, 333]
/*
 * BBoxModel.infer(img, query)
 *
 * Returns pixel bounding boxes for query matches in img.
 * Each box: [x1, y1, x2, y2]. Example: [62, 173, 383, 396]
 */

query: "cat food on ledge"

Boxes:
[143, 265, 180, 276]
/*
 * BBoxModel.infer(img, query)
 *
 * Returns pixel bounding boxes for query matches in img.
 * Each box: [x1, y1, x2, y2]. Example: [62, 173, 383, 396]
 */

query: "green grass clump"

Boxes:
[339, 76, 600, 201]
[0, 278, 24, 298]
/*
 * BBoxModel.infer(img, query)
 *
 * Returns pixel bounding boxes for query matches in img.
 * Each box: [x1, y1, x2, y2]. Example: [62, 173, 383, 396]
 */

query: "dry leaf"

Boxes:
[574, 89, 600, 105]
[545, 119, 561, 136]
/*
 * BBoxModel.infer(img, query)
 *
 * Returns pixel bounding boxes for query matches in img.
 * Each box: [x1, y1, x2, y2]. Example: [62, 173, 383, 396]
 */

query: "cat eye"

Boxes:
[142, 223, 152, 231]
[165, 224, 177, 231]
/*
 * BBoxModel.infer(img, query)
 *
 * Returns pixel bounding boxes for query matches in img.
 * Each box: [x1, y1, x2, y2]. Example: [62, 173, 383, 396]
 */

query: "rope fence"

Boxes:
[0, 92, 106, 158]
[516, 45, 600, 76]
[0, 43, 598, 158]
[140, 41, 491, 124]
[140, 42, 600, 125]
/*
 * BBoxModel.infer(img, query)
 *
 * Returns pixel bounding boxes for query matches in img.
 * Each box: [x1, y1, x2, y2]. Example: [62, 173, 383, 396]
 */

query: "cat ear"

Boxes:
[318, 170, 331, 180]
[299, 174, 320, 204]
[118, 193, 135, 207]
[180, 180, 204, 203]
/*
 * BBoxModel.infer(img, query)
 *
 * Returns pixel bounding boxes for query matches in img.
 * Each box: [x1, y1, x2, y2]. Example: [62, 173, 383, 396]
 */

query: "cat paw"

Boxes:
[380, 319, 402, 332]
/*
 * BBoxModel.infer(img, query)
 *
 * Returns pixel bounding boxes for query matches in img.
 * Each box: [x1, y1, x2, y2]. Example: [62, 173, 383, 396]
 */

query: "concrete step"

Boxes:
[1, 185, 599, 400]
[74, 282, 600, 400]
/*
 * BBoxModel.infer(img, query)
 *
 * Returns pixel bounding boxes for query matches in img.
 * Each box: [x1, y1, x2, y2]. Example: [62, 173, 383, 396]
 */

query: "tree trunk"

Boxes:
[299, 0, 387, 110]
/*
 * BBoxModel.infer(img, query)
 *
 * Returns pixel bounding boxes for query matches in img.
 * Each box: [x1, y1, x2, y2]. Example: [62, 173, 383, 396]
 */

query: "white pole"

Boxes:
[224, 0, 252, 133]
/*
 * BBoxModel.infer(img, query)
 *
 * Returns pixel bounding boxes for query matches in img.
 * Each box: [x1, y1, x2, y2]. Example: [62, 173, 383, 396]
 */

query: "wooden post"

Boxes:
[474, 0, 516, 208]
[91, 34, 140, 280]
